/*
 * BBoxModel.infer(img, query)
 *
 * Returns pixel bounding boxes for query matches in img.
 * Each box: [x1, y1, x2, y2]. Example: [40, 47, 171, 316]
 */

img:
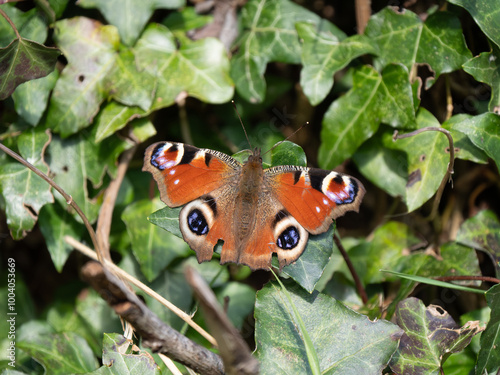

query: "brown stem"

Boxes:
[355, 0, 371, 34]
[0, 141, 101, 258]
[0, 6, 21, 39]
[81, 262, 225, 375]
[435, 275, 500, 284]
[96, 143, 137, 262]
[393, 127, 455, 221]
[334, 233, 368, 304]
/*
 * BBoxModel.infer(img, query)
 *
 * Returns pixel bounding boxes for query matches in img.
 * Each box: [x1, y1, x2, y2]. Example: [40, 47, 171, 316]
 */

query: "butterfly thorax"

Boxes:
[233, 154, 265, 246]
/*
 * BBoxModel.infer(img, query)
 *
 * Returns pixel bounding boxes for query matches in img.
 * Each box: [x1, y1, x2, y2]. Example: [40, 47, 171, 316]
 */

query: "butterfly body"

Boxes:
[143, 141, 365, 271]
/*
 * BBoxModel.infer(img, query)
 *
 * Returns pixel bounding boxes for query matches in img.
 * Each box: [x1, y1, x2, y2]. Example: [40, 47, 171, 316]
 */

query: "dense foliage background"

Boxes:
[1, 0, 500, 374]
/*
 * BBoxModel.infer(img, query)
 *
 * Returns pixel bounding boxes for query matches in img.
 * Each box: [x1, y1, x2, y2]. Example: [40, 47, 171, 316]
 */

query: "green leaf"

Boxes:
[94, 101, 147, 142]
[442, 114, 489, 164]
[297, 22, 375, 105]
[319, 64, 415, 169]
[0, 38, 60, 100]
[448, 0, 500, 49]
[456, 210, 500, 278]
[162, 6, 213, 32]
[46, 128, 130, 223]
[476, 284, 500, 375]
[280, 225, 334, 293]
[122, 198, 190, 281]
[353, 125, 408, 198]
[255, 281, 403, 374]
[77, 0, 184, 46]
[12, 70, 59, 126]
[365, 8, 472, 87]
[148, 206, 183, 238]
[452, 113, 500, 171]
[85, 334, 161, 375]
[231, 0, 342, 103]
[107, 48, 157, 110]
[0, 5, 48, 46]
[17, 323, 98, 374]
[47, 17, 119, 137]
[270, 140, 306, 167]
[0, 128, 53, 239]
[389, 298, 482, 374]
[134, 23, 233, 109]
[463, 45, 500, 112]
[394, 108, 450, 212]
[38, 201, 84, 272]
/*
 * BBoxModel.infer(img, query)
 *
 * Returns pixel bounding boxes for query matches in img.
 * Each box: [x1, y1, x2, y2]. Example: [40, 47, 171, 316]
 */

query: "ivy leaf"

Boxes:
[17, 322, 98, 374]
[38, 201, 84, 272]
[0, 5, 48, 46]
[12, 70, 59, 126]
[365, 7, 472, 87]
[0, 128, 53, 239]
[270, 140, 306, 167]
[442, 114, 489, 164]
[94, 101, 147, 142]
[255, 281, 403, 374]
[46, 127, 131, 223]
[463, 45, 500, 113]
[452, 113, 500, 172]
[86, 334, 161, 374]
[353, 125, 409, 198]
[46, 17, 120, 137]
[297, 22, 374, 105]
[389, 298, 483, 374]
[476, 284, 500, 375]
[134, 24, 233, 109]
[0, 38, 60, 100]
[77, 0, 184, 46]
[319, 64, 415, 169]
[456, 210, 500, 278]
[231, 0, 340, 103]
[122, 198, 190, 282]
[393, 108, 450, 212]
[107, 48, 157, 111]
[448, 0, 500, 49]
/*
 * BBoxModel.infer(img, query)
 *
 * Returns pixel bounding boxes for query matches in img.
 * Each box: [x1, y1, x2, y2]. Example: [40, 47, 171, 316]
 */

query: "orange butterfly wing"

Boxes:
[142, 142, 240, 206]
[266, 166, 365, 234]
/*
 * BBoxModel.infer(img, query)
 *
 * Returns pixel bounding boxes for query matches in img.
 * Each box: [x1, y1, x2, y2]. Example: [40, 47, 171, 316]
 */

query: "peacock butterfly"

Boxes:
[143, 141, 365, 271]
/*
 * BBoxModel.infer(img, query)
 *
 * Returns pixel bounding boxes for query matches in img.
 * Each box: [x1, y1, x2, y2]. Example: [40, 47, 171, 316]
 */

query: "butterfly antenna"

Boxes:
[232, 100, 252, 149]
[262, 122, 309, 156]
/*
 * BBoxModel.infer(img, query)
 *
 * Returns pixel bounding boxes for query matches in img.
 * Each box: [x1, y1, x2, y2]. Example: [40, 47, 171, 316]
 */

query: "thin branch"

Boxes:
[65, 236, 218, 347]
[177, 92, 193, 145]
[0, 6, 21, 39]
[81, 261, 225, 375]
[393, 127, 455, 220]
[96, 143, 137, 262]
[0, 141, 102, 259]
[333, 233, 368, 304]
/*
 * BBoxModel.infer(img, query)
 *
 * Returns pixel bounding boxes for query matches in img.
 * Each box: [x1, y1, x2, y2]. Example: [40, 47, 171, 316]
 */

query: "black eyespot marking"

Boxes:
[203, 195, 217, 217]
[187, 209, 209, 235]
[180, 145, 197, 165]
[170, 143, 178, 152]
[333, 174, 343, 185]
[277, 226, 300, 250]
[204, 153, 213, 167]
